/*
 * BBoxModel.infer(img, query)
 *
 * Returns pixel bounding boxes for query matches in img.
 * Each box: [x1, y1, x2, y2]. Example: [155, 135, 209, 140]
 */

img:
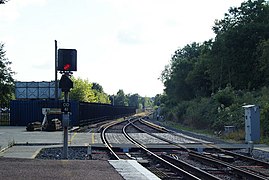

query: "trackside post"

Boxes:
[58, 48, 77, 159]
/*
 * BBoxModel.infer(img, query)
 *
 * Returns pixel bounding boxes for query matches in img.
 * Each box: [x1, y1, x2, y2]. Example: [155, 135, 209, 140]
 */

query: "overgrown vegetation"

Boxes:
[158, 0, 269, 143]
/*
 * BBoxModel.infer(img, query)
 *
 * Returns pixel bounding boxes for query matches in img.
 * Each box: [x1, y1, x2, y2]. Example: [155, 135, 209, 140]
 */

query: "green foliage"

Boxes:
[211, 0, 269, 90]
[0, 43, 14, 106]
[91, 82, 110, 103]
[92, 83, 104, 93]
[257, 87, 269, 137]
[142, 97, 153, 109]
[128, 93, 140, 108]
[162, 0, 269, 100]
[0, 0, 8, 4]
[182, 98, 217, 129]
[110, 90, 153, 109]
[114, 89, 128, 106]
[223, 129, 245, 142]
[213, 86, 235, 107]
[161, 86, 269, 140]
[69, 77, 96, 102]
[92, 90, 110, 104]
[160, 1, 269, 142]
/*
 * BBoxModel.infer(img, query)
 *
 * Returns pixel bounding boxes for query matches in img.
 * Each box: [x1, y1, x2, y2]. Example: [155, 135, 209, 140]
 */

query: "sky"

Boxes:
[0, 0, 245, 97]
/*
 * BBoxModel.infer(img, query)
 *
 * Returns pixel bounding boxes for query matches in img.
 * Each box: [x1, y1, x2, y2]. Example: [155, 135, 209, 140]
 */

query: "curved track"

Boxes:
[135, 117, 269, 179]
[123, 118, 221, 180]
[100, 120, 123, 160]
[98, 115, 269, 179]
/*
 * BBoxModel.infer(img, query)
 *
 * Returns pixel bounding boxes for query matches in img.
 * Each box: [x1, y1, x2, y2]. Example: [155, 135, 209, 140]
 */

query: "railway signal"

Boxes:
[57, 49, 77, 72]
[59, 74, 73, 92]
[57, 47, 77, 159]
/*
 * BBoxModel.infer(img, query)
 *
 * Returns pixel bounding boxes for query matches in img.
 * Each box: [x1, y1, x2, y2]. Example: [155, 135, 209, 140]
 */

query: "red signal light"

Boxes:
[63, 64, 71, 71]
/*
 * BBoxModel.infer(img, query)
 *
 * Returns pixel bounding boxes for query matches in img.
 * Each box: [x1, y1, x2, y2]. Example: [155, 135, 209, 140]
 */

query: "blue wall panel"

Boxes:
[10, 100, 135, 126]
[10, 100, 79, 126]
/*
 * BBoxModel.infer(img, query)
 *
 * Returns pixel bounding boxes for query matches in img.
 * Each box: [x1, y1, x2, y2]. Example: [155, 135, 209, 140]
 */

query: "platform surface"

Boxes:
[109, 160, 160, 180]
[0, 157, 124, 180]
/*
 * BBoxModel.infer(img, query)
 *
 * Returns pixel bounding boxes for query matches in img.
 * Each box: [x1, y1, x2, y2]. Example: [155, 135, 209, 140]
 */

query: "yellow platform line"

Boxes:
[68, 132, 77, 144]
[92, 132, 95, 144]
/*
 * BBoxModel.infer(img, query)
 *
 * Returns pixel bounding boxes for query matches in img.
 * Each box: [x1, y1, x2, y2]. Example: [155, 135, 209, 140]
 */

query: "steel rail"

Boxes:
[139, 118, 269, 179]
[128, 119, 221, 180]
[189, 152, 268, 180]
[158, 119, 269, 169]
[100, 119, 126, 160]
[123, 119, 205, 180]
[140, 118, 269, 174]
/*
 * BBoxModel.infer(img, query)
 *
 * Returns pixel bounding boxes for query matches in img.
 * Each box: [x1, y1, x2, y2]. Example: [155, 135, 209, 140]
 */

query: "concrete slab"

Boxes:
[153, 133, 212, 144]
[0, 127, 63, 150]
[255, 144, 269, 152]
[109, 160, 160, 180]
[1, 146, 43, 159]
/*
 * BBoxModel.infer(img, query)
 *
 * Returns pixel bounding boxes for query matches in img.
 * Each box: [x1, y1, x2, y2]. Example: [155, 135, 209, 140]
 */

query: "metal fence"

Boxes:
[0, 112, 10, 125]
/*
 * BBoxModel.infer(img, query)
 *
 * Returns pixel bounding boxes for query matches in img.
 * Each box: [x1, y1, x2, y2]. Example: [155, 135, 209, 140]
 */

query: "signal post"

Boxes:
[57, 48, 77, 159]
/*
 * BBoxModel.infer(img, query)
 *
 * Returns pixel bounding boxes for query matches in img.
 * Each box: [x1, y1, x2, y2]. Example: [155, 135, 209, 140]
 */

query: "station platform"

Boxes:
[109, 160, 160, 180]
[0, 127, 160, 180]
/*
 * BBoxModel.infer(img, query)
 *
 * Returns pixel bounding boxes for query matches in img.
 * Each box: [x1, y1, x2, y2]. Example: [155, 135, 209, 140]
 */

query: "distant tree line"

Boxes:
[159, 0, 269, 141]
[110, 89, 153, 109]
[69, 77, 153, 109]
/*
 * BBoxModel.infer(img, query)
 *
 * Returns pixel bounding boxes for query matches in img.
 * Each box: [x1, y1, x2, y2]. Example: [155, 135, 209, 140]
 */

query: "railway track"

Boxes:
[99, 116, 269, 179]
[138, 118, 269, 178]
[100, 117, 221, 179]
[123, 118, 220, 180]
[100, 119, 126, 160]
[134, 117, 269, 179]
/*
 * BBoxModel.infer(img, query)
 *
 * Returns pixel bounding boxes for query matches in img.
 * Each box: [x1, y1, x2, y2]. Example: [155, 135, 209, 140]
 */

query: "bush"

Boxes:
[183, 98, 217, 129]
[161, 86, 269, 143]
[213, 86, 235, 107]
[223, 129, 245, 142]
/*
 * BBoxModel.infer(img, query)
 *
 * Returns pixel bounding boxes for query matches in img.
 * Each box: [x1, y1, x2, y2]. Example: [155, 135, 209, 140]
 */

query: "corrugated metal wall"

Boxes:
[78, 102, 136, 123]
[10, 100, 136, 126]
[10, 100, 79, 126]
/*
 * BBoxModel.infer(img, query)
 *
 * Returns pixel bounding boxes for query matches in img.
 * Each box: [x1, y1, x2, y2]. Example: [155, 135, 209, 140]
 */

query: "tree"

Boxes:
[128, 93, 140, 108]
[256, 40, 269, 86]
[161, 42, 202, 103]
[91, 82, 110, 103]
[114, 89, 128, 106]
[92, 82, 104, 93]
[69, 77, 96, 102]
[0, 0, 8, 4]
[0, 43, 14, 106]
[142, 96, 153, 109]
[212, 0, 269, 90]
